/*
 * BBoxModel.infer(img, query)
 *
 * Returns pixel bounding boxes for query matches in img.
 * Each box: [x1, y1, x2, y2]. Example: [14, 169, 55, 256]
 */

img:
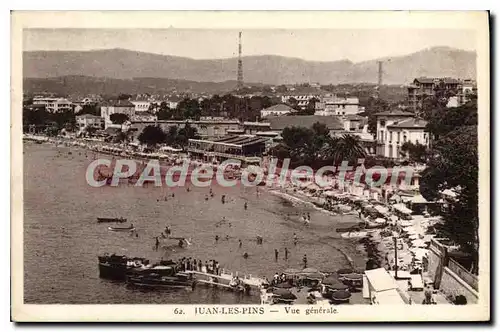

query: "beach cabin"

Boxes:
[363, 268, 406, 305]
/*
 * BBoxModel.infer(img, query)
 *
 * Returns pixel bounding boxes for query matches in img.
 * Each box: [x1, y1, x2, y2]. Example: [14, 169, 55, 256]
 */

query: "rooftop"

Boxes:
[260, 104, 296, 113]
[102, 100, 135, 107]
[374, 109, 415, 117]
[267, 115, 343, 131]
[413, 77, 461, 85]
[387, 118, 428, 129]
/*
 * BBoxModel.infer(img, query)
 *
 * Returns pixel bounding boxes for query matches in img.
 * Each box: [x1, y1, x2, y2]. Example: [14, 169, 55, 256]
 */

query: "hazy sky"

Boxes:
[23, 28, 476, 62]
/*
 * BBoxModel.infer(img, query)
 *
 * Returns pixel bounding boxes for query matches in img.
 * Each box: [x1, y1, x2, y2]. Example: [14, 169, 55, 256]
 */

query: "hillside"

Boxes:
[23, 46, 476, 85]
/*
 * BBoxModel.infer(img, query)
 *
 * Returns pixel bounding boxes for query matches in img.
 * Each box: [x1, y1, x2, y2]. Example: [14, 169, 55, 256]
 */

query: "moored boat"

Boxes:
[98, 254, 147, 280]
[108, 225, 135, 232]
[97, 217, 127, 223]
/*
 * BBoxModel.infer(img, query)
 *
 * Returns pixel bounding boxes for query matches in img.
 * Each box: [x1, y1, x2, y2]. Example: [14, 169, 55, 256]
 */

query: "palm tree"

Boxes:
[326, 134, 366, 165]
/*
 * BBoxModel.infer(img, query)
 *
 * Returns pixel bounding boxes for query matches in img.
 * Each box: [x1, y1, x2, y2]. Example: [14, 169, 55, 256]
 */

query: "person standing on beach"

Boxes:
[244, 202, 248, 210]
[302, 254, 308, 268]
[215, 235, 219, 244]
[293, 233, 298, 246]
[239, 239, 242, 248]
[274, 249, 279, 261]
[284, 247, 289, 260]
[155, 237, 159, 251]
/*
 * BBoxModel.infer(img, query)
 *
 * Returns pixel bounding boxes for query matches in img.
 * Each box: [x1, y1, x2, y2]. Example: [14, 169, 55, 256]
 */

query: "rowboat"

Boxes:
[97, 217, 127, 223]
[108, 225, 135, 232]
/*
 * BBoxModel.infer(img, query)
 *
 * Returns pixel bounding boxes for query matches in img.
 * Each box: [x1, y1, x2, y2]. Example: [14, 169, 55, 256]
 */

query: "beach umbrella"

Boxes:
[302, 267, 319, 274]
[284, 268, 301, 275]
[331, 289, 351, 301]
[322, 276, 348, 290]
[274, 282, 293, 289]
[336, 268, 353, 275]
[340, 273, 363, 281]
[272, 288, 297, 300]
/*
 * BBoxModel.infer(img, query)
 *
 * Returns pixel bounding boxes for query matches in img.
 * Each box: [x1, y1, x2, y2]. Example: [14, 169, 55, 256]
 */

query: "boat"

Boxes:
[98, 254, 148, 280]
[340, 231, 368, 239]
[126, 263, 195, 290]
[97, 217, 127, 223]
[108, 225, 135, 232]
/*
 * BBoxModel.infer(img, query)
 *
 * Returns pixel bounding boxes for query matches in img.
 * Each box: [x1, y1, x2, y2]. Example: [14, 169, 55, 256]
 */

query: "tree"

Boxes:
[110, 113, 129, 125]
[157, 102, 173, 120]
[118, 93, 132, 100]
[177, 98, 201, 120]
[326, 134, 366, 165]
[360, 97, 389, 135]
[287, 97, 300, 110]
[165, 126, 178, 146]
[77, 104, 100, 116]
[400, 142, 428, 163]
[176, 123, 199, 147]
[276, 85, 288, 93]
[138, 125, 166, 146]
[420, 104, 478, 274]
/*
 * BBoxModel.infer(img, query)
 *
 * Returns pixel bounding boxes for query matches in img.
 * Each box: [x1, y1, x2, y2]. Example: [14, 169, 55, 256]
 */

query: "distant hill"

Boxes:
[23, 46, 476, 85]
[23, 76, 247, 96]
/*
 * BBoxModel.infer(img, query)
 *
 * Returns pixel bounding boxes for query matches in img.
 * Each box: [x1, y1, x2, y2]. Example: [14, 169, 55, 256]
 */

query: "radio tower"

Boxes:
[377, 61, 383, 87]
[375, 60, 383, 98]
[237, 32, 244, 90]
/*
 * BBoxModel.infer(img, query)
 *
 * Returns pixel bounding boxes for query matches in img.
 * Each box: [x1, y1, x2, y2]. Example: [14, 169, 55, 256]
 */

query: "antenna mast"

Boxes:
[237, 32, 244, 90]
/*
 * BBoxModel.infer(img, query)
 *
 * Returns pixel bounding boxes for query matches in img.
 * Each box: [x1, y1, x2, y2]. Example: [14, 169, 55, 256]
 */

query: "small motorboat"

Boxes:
[97, 217, 127, 223]
[108, 225, 135, 232]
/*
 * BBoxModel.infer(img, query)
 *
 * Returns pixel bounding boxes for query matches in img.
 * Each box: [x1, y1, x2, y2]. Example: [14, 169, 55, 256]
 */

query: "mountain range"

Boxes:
[23, 46, 476, 85]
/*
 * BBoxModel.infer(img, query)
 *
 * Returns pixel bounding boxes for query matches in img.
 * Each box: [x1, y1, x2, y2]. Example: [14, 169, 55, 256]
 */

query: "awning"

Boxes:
[392, 203, 413, 215]
[411, 194, 429, 204]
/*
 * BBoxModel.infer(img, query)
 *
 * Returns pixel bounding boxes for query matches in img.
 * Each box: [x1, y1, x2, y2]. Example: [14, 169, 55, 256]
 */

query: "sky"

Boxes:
[23, 28, 476, 63]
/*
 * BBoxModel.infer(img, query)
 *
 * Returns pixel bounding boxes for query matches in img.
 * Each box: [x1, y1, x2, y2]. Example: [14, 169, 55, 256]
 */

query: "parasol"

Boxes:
[340, 273, 363, 281]
[284, 268, 301, 275]
[272, 288, 297, 300]
[322, 276, 348, 290]
[337, 268, 354, 275]
[331, 289, 351, 301]
[302, 267, 320, 274]
[274, 282, 293, 289]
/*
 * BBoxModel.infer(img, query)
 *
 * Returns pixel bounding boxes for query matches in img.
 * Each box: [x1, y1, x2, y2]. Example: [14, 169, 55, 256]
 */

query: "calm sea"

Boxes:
[23, 142, 366, 304]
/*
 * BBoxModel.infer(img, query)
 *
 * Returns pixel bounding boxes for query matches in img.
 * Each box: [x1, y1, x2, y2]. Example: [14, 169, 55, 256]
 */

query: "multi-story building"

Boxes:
[76, 114, 104, 131]
[407, 77, 476, 111]
[32, 97, 73, 113]
[100, 100, 136, 128]
[130, 119, 241, 141]
[375, 110, 428, 159]
[260, 104, 296, 118]
[314, 95, 362, 116]
[280, 93, 320, 109]
[130, 100, 151, 113]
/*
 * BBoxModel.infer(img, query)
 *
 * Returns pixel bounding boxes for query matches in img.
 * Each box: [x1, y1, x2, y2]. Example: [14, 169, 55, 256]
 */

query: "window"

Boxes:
[403, 135, 407, 143]
[389, 131, 393, 142]
[379, 130, 383, 140]
[397, 132, 400, 143]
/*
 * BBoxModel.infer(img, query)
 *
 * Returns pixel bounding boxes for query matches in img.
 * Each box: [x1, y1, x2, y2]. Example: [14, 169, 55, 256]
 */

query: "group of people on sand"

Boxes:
[176, 257, 222, 275]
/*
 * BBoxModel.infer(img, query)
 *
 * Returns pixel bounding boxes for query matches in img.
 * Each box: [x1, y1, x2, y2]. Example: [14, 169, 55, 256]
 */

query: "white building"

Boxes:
[76, 114, 104, 131]
[375, 110, 428, 159]
[130, 100, 151, 113]
[101, 100, 136, 128]
[260, 104, 296, 118]
[314, 95, 362, 116]
[32, 97, 73, 113]
[280, 94, 319, 109]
